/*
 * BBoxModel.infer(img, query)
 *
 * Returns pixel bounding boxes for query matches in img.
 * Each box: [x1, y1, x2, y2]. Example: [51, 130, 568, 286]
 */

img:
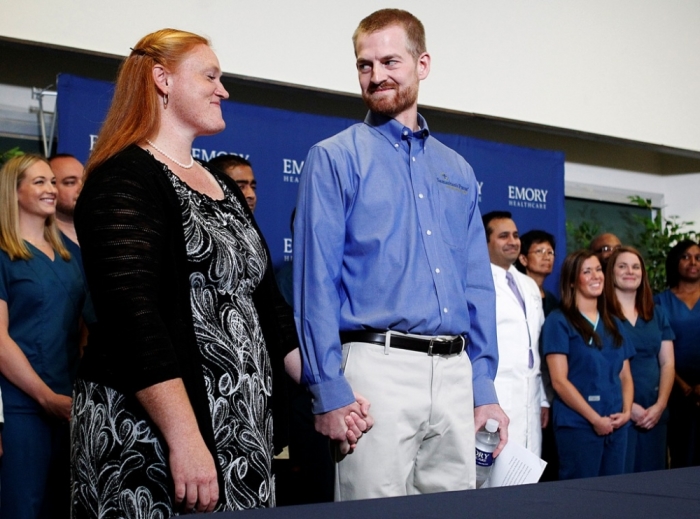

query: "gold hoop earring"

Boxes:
[163, 94, 169, 108]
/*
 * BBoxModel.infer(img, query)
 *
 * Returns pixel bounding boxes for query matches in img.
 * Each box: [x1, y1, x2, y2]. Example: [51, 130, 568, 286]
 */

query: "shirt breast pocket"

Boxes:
[437, 181, 472, 250]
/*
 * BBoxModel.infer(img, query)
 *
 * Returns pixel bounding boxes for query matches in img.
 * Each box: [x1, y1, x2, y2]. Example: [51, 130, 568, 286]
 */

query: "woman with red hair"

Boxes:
[604, 246, 674, 472]
[71, 29, 304, 516]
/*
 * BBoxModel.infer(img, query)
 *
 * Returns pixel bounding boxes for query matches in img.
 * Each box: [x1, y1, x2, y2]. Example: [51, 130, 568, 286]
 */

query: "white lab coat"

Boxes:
[491, 264, 547, 456]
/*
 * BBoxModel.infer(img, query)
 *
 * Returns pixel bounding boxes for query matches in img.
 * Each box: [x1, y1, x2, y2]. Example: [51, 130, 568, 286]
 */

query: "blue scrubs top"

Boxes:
[542, 309, 635, 428]
[620, 306, 674, 409]
[655, 290, 700, 386]
[0, 243, 85, 413]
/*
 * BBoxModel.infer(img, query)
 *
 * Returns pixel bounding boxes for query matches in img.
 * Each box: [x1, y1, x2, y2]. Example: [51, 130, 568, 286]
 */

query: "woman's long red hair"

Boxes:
[85, 29, 209, 176]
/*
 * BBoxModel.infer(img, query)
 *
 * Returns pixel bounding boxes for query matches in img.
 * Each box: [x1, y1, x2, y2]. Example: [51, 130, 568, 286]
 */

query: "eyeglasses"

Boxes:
[596, 245, 621, 254]
[530, 248, 555, 257]
[680, 253, 700, 262]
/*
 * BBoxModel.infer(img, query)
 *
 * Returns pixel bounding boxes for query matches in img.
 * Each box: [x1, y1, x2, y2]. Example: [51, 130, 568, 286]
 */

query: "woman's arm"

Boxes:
[610, 360, 633, 429]
[136, 379, 218, 513]
[547, 353, 613, 435]
[639, 340, 675, 430]
[76, 156, 218, 510]
[0, 300, 71, 420]
[674, 373, 693, 396]
[284, 348, 302, 384]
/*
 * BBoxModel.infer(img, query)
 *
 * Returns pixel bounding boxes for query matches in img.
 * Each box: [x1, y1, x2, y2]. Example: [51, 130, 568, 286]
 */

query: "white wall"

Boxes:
[2, 0, 699, 152]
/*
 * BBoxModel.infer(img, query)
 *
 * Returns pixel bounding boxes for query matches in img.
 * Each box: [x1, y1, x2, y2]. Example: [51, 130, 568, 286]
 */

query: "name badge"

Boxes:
[588, 395, 601, 402]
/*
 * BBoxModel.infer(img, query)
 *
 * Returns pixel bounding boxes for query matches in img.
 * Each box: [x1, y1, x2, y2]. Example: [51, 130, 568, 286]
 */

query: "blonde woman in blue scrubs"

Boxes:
[0, 154, 86, 518]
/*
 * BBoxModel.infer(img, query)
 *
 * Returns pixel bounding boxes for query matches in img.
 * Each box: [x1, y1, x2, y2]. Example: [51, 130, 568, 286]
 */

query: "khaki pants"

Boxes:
[335, 340, 476, 501]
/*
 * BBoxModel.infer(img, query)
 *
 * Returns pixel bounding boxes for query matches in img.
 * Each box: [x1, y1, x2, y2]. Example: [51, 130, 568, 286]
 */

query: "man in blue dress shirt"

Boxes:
[293, 8, 508, 500]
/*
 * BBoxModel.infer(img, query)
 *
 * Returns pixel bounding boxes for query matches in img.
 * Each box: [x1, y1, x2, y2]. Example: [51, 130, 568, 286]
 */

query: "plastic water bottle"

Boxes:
[475, 418, 500, 488]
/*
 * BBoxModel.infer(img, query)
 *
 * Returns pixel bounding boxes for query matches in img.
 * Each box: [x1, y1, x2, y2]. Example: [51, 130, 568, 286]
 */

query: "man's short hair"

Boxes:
[481, 211, 513, 241]
[352, 8, 426, 60]
[48, 153, 78, 162]
[207, 154, 252, 173]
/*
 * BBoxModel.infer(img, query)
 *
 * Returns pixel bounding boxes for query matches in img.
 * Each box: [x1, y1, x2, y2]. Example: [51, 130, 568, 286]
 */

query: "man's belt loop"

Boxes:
[384, 330, 392, 355]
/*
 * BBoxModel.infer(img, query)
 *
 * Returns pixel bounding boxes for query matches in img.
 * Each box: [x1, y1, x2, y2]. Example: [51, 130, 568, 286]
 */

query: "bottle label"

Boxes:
[475, 447, 494, 467]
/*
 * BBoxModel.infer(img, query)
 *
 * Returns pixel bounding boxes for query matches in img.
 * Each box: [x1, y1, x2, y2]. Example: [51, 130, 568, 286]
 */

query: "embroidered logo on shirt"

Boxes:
[437, 173, 469, 195]
[587, 395, 601, 402]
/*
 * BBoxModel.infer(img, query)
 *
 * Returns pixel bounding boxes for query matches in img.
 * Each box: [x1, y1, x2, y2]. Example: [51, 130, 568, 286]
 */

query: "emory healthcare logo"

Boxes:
[283, 237, 293, 262]
[508, 185, 548, 210]
[282, 158, 304, 183]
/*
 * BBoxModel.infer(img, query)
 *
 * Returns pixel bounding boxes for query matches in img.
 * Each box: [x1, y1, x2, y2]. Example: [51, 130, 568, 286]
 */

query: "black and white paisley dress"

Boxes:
[71, 163, 274, 517]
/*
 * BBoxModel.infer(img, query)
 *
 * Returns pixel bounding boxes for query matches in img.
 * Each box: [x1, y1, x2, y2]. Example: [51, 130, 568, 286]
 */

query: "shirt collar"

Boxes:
[364, 111, 430, 147]
[490, 263, 517, 278]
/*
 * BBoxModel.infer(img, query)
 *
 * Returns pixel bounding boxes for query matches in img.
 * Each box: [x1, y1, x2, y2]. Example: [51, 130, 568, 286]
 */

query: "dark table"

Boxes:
[196, 467, 700, 518]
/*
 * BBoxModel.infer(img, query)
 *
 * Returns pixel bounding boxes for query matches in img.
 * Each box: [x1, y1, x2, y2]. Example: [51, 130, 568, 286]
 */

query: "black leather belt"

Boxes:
[340, 331, 466, 356]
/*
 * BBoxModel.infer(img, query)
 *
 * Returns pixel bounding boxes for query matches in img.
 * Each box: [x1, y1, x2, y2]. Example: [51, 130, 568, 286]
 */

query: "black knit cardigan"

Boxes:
[75, 145, 297, 490]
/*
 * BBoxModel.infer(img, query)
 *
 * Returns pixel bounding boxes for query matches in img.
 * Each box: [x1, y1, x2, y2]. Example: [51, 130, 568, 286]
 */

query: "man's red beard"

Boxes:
[362, 80, 418, 117]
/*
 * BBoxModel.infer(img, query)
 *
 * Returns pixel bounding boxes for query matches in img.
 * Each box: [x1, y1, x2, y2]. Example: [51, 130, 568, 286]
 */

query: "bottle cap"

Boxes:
[485, 419, 499, 433]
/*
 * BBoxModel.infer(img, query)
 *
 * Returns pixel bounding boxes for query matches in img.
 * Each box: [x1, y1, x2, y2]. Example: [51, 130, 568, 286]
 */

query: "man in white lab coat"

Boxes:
[483, 211, 548, 456]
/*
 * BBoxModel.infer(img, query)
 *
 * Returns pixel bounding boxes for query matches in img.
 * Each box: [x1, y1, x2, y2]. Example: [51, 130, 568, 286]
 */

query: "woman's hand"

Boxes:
[592, 415, 613, 435]
[169, 434, 219, 514]
[136, 379, 220, 513]
[693, 385, 700, 404]
[630, 403, 647, 425]
[344, 392, 374, 450]
[609, 410, 630, 430]
[638, 402, 664, 430]
[40, 392, 72, 421]
[678, 380, 693, 396]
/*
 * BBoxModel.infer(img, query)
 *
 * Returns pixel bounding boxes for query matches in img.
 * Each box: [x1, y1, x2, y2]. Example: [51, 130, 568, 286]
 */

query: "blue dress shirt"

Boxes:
[294, 111, 498, 414]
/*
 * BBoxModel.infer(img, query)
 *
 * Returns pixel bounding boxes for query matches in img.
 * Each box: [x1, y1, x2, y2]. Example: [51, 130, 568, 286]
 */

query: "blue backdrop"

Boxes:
[56, 73, 566, 293]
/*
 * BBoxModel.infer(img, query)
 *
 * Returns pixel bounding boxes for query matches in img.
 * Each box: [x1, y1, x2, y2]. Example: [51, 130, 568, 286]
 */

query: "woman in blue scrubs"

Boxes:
[605, 247, 675, 472]
[542, 250, 634, 479]
[0, 154, 86, 518]
[654, 240, 700, 468]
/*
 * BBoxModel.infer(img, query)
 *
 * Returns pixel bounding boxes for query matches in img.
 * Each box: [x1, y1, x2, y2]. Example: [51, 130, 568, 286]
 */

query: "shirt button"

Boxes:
[443, 308, 449, 313]
[394, 143, 399, 148]
[435, 268, 441, 274]
[426, 230, 432, 236]
[403, 130, 409, 136]
[412, 157, 416, 162]
[418, 193, 424, 199]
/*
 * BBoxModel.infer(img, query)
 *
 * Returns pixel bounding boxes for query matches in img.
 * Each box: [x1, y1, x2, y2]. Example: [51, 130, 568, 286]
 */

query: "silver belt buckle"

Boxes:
[428, 337, 448, 356]
[428, 336, 465, 356]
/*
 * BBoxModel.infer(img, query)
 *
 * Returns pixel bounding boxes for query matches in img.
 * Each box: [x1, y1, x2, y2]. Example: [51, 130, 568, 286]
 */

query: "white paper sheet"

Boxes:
[480, 441, 547, 488]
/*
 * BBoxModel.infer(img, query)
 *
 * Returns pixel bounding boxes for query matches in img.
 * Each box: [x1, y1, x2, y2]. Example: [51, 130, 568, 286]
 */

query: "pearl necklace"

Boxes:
[146, 139, 194, 169]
